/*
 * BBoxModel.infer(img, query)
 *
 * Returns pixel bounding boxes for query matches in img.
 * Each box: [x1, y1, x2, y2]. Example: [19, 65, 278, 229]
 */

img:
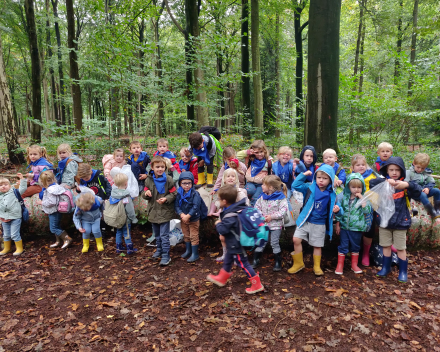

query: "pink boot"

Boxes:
[361, 243, 371, 266]
[391, 245, 397, 253]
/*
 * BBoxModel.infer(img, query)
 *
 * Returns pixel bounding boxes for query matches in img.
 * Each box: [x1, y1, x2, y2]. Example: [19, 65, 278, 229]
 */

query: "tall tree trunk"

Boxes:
[66, 0, 83, 131]
[215, 15, 225, 127]
[138, 19, 145, 115]
[407, 0, 418, 97]
[25, 0, 42, 142]
[128, 91, 133, 135]
[46, 0, 59, 126]
[359, 3, 366, 94]
[274, 12, 281, 138]
[153, 0, 165, 137]
[41, 48, 51, 122]
[185, 0, 196, 122]
[251, 0, 263, 133]
[305, 0, 341, 153]
[241, 0, 251, 139]
[0, 32, 25, 164]
[394, 0, 403, 86]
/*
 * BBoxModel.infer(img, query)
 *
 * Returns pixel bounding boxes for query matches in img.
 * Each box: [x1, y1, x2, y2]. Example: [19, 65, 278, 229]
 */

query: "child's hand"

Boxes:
[303, 170, 312, 176]
[36, 200, 42, 205]
[214, 219, 221, 225]
[79, 228, 86, 233]
[0, 218, 11, 223]
[144, 190, 152, 197]
[264, 215, 272, 223]
[335, 222, 340, 235]
[393, 181, 409, 190]
[355, 193, 363, 199]
[209, 189, 217, 196]
[16, 173, 23, 180]
[333, 205, 340, 213]
[386, 179, 397, 187]
[198, 160, 205, 168]
[423, 188, 429, 195]
[139, 174, 147, 180]
[157, 197, 167, 204]
[335, 179, 343, 187]
[293, 158, 300, 164]
[248, 148, 255, 155]
[25, 173, 33, 179]
[181, 214, 191, 223]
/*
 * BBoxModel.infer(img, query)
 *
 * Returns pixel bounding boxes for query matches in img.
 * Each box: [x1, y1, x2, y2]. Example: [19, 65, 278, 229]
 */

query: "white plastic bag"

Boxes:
[292, 190, 304, 204]
[169, 219, 184, 246]
[355, 181, 395, 228]
[110, 165, 139, 198]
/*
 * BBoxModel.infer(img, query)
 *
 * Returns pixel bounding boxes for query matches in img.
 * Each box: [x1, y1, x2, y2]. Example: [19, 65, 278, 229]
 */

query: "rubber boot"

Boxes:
[195, 173, 205, 189]
[0, 241, 12, 255]
[146, 232, 155, 243]
[127, 243, 138, 255]
[208, 202, 218, 217]
[181, 242, 192, 259]
[287, 252, 305, 274]
[246, 274, 265, 294]
[95, 237, 104, 252]
[187, 245, 200, 262]
[397, 258, 408, 283]
[351, 253, 363, 273]
[206, 173, 214, 187]
[82, 239, 90, 253]
[391, 245, 398, 253]
[216, 246, 226, 262]
[60, 231, 72, 249]
[159, 252, 171, 266]
[361, 243, 371, 266]
[376, 255, 392, 277]
[116, 243, 125, 253]
[50, 235, 62, 248]
[251, 251, 262, 269]
[313, 255, 324, 276]
[335, 253, 345, 275]
[273, 252, 282, 272]
[207, 269, 232, 287]
[152, 248, 162, 260]
[13, 240, 24, 256]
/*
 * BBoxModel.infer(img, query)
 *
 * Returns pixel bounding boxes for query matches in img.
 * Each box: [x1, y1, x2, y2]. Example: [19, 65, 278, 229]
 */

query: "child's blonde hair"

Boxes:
[277, 146, 292, 158]
[348, 178, 363, 189]
[377, 142, 393, 152]
[77, 163, 92, 179]
[0, 178, 10, 186]
[129, 141, 142, 150]
[249, 140, 269, 161]
[322, 148, 337, 158]
[39, 170, 56, 188]
[163, 157, 172, 170]
[351, 154, 367, 169]
[26, 145, 48, 164]
[157, 138, 168, 147]
[413, 153, 430, 167]
[150, 156, 166, 169]
[263, 175, 287, 197]
[114, 173, 128, 188]
[57, 143, 73, 159]
[180, 147, 192, 157]
[75, 192, 95, 210]
[113, 148, 125, 159]
[221, 168, 240, 188]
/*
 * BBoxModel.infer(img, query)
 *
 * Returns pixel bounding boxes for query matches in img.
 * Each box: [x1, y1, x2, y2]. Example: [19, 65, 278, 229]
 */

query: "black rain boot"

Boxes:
[273, 252, 282, 272]
[251, 251, 262, 269]
[424, 204, 436, 219]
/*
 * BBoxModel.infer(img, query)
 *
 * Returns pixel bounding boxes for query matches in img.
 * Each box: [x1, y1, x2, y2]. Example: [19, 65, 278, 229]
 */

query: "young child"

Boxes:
[147, 157, 179, 186]
[142, 156, 177, 266]
[178, 148, 199, 184]
[207, 185, 265, 294]
[0, 173, 27, 256]
[37, 171, 72, 249]
[334, 173, 372, 275]
[404, 153, 440, 219]
[370, 157, 422, 283]
[77, 163, 111, 200]
[253, 175, 289, 271]
[212, 147, 247, 194]
[243, 140, 272, 206]
[56, 143, 83, 188]
[103, 148, 126, 185]
[272, 146, 296, 209]
[175, 171, 203, 262]
[127, 141, 150, 192]
[154, 138, 180, 172]
[322, 148, 346, 186]
[288, 164, 340, 276]
[188, 132, 218, 187]
[293, 145, 317, 182]
[73, 192, 104, 253]
[109, 173, 138, 255]
[22, 145, 53, 198]
[372, 142, 393, 173]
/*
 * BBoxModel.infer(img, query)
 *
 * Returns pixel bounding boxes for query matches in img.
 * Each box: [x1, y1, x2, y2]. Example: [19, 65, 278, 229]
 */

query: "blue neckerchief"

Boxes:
[39, 182, 56, 200]
[178, 187, 192, 207]
[80, 169, 98, 185]
[362, 169, 373, 179]
[28, 157, 53, 170]
[192, 142, 211, 165]
[273, 161, 293, 184]
[155, 150, 176, 159]
[224, 162, 230, 170]
[57, 157, 69, 174]
[261, 191, 286, 201]
[109, 196, 130, 205]
[153, 173, 166, 194]
[179, 159, 191, 172]
[90, 198, 101, 211]
[130, 151, 149, 166]
[250, 158, 266, 177]
[376, 156, 386, 168]
[223, 205, 230, 211]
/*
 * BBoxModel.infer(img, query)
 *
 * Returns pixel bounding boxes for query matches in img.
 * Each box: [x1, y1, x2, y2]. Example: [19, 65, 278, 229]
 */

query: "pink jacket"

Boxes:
[255, 197, 288, 230]
[213, 161, 247, 190]
[102, 154, 126, 185]
[29, 165, 49, 186]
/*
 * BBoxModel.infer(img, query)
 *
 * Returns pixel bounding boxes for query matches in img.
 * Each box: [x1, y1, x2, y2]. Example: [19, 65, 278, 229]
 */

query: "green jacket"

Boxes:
[335, 173, 372, 232]
[404, 164, 436, 190]
[0, 179, 27, 220]
[141, 175, 177, 224]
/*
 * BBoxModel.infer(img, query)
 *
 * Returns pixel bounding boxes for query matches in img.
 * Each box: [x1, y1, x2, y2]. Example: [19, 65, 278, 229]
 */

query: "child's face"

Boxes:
[262, 183, 274, 195]
[29, 149, 41, 162]
[58, 150, 69, 160]
[180, 151, 191, 163]
[153, 162, 166, 177]
[158, 143, 168, 154]
[82, 171, 93, 182]
[349, 183, 362, 196]
[303, 150, 314, 165]
[219, 198, 230, 209]
[195, 142, 204, 150]
[387, 164, 401, 180]
[378, 148, 392, 161]
[353, 161, 367, 174]
[225, 173, 236, 185]
[180, 179, 192, 192]
[0, 182, 11, 193]
[130, 145, 142, 156]
[278, 152, 291, 165]
[114, 152, 124, 164]
[253, 148, 265, 160]
[323, 153, 337, 167]
[413, 163, 426, 174]
[315, 172, 331, 189]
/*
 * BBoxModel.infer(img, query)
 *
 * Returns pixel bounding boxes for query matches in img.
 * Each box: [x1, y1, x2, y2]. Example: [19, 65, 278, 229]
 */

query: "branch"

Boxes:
[299, 20, 308, 33]
[164, 0, 185, 35]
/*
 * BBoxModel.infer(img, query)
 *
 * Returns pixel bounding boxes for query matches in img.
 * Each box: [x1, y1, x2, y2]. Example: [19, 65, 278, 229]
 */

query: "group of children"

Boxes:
[1, 131, 439, 293]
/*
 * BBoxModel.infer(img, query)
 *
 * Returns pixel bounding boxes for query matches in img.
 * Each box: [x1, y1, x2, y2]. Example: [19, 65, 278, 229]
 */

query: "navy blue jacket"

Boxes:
[175, 172, 202, 222]
[216, 198, 248, 255]
[79, 169, 111, 200]
[369, 157, 422, 230]
[294, 145, 317, 179]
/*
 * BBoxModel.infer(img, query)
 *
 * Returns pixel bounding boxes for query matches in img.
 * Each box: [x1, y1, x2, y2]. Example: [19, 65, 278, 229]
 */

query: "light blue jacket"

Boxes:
[0, 179, 27, 220]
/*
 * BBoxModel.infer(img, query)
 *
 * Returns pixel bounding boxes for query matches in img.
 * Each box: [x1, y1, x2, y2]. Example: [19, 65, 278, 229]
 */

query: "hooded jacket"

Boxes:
[369, 157, 422, 230]
[142, 174, 177, 224]
[0, 179, 27, 220]
[73, 195, 104, 229]
[60, 154, 83, 187]
[102, 154, 125, 185]
[79, 169, 111, 200]
[294, 145, 317, 181]
[216, 198, 248, 255]
[292, 164, 341, 239]
[404, 164, 436, 191]
[108, 188, 137, 224]
[41, 184, 69, 215]
[175, 172, 203, 222]
[335, 173, 372, 232]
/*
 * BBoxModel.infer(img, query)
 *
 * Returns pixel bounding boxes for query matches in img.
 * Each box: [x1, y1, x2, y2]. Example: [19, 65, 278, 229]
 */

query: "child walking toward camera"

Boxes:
[0, 173, 27, 256]
[56, 143, 83, 188]
[22, 145, 53, 198]
[178, 148, 199, 184]
[207, 185, 265, 294]
[253, 175, 289, 271]
[73, 193, 104, 253]
[102, 148, 126, 185]
[142, 156, 177, 266]
[334, 173, 372, 275]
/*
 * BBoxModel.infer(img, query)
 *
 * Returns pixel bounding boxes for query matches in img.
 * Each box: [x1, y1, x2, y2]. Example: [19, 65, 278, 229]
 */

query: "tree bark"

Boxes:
[251, 0, 263, 133]
[46, 0, 59, 126]
[185, 0, 196, 122]
[359, 3, 366, 94]
[394, 0, 403, 86]
[153, 0, 165, 137]
[407, 0, 418, 96]
[304, 0, 341, 153]
[241, 0, 251, 139]
[275, 12, 280, 138]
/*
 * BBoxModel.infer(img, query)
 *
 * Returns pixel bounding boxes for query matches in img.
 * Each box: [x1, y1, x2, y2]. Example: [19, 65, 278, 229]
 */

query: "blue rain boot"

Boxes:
[152, 248, 162, 260]
[376, 255, 392, 277]
[160, 252, 171, 266]
[181, 242, 192, 259]
[397, 258, 408, 283]
[116, 243, 125, 254]
[127, 243, 138, 255]
[187, 245, 200, 263]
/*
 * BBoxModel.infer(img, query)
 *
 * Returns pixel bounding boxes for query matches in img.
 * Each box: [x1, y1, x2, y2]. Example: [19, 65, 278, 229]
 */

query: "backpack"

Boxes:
[57, 189, 75, 213]
[223, 207, 269, 249]
[55, 156, 82, 184]
[199, 126, 221, 142]
[200, 197, 208, 220]
[103, 198, 128, 229]
[13, 189, 29, 222]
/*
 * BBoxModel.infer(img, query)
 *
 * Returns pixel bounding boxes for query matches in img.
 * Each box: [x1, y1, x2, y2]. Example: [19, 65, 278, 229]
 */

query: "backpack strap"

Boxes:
[404, 190, 412, 214]
[221, 212, 248, 256]
[205, 134, 213, 151]
[336, 165, 343, 177]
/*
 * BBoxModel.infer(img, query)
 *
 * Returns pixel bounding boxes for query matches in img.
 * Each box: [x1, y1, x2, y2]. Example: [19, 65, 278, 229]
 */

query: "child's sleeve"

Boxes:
[215, 215, 236, 236]
[338, 169, 347, 184]
[270, 199, 288, 220]
[72, 209, 83, 230]
[103, 160, 112, 179]
[174, 195, 183, 215]
[187, 192, 202, 217]
[101, 175, 112, 199]
[254, 197, 263, 212]
[164, 177, 177, 203]
[406, 180, 422, 200]
[292, 172, 309, 194]
[145, 163, 151, 174]
[18, 179, 28, 195]
[125, 198, 138, 224]
[236, 149, 249, 162]
[213, 166, 225, 190]
[172, 170, 179, 184]
[141, 179, 152, 200]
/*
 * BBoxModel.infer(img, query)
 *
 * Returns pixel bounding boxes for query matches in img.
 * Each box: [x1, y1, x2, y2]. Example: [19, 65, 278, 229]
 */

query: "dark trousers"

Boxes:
[197, 156, 215, 174]
[223, 252, 256, 279]
[338, 229, 362, 254]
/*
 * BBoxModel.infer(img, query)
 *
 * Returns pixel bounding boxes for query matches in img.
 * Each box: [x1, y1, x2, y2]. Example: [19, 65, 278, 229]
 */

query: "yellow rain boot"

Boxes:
[313, 255, 324, 276]
[96, 237, 104, 252]
[207, 173, 214, 187]
[13, 240, 24, 256]
[287, 252, 305, 274]
[0, 241, 12, 256]
[196, 173, 206, 189]
[82, 239, 90, 253]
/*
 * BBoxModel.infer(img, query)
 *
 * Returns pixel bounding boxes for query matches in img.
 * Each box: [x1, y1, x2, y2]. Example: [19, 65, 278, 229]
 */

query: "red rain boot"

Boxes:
[246, 274, 265, 294]
[361, 243, 371, 266]
[351, 253, 363, 274]
[207, 269, 232, 287]
[335, 253, 345, 275]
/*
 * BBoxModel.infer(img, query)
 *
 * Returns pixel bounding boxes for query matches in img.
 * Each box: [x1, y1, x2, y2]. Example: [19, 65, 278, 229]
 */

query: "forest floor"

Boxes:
[0, 226, 439, 352]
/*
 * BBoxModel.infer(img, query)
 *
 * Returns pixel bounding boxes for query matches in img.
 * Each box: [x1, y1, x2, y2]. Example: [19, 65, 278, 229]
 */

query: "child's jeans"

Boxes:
[1, 219, 22, 242]
[338, 229, 362, 254]
[152, 222, 171, 254]
[48, 212, 64, 236]
[82, 218, 102, 240]
[255, 228, 282, 254]
[245, 182, 263, 206]
[419, 188, 440, 206]
[223, 252, 256, 278]
[116, 223, 132, 245]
